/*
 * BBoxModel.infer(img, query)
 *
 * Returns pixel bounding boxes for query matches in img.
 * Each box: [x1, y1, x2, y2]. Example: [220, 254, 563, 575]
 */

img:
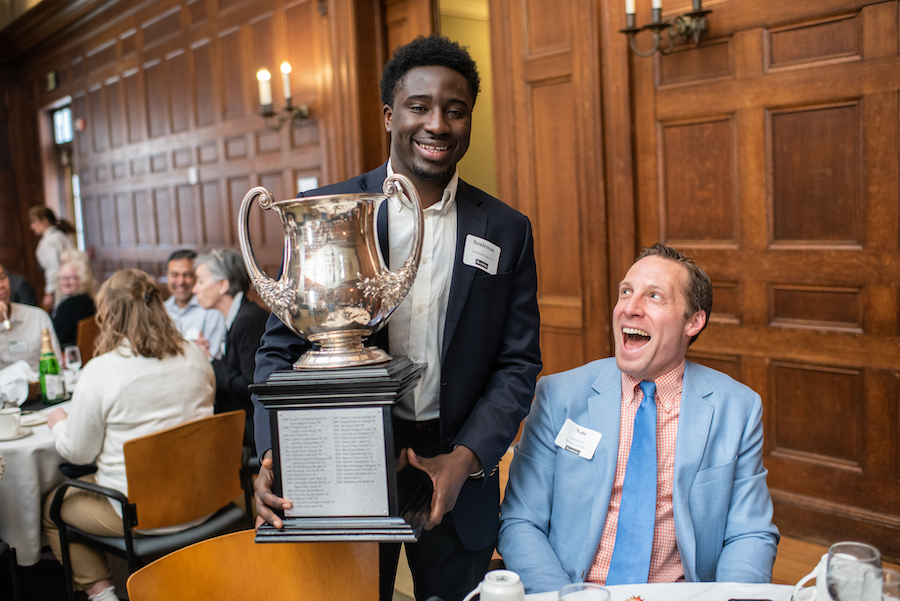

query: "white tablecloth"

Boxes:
[527, 582, 794, 601]
[0, 402, 70, 565]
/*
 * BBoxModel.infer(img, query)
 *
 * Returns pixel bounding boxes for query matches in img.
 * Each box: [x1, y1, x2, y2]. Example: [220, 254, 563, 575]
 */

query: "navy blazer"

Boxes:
[253, 163, 542, 550]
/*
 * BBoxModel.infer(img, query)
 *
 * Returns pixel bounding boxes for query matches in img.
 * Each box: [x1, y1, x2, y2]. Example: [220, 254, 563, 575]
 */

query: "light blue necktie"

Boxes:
[606, 380, 657, 585]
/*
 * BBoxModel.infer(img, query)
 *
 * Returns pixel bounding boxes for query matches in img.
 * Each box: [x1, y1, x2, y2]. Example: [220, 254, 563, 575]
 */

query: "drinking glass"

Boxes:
[882, 569, 900, 601]
[63, 346, 82, 371]
[826, 542, 882, 601]
[558, 583, 611, 601]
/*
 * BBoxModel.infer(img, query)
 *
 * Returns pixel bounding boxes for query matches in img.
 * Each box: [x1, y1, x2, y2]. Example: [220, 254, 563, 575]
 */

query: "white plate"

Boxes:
[21, 412, 48, 427]
[0, 426, 32, 441]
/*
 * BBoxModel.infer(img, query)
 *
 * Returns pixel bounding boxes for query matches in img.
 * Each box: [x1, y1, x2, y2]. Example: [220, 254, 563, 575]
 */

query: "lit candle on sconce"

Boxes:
[651, 0, 662, 23]
[257, 68, 272, 107]
[281, 62, 292, 103]
[625, 0, 635, 14]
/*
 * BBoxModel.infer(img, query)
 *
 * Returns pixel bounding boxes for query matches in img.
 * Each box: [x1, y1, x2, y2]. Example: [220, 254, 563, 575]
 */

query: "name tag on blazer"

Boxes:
[463, 235, 500, 275]
[555, 419, 602, 459]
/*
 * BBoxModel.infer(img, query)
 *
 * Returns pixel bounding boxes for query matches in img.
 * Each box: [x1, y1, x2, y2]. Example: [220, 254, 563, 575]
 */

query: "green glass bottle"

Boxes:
[39, 328, 65, 405]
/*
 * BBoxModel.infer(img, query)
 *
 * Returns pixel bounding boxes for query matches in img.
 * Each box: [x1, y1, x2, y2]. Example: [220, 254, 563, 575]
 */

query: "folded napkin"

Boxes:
[0, 360, 37, 406]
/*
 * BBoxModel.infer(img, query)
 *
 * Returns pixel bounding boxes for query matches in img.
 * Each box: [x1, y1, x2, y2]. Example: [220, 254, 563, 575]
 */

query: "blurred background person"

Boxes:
[41, 268, 214, 601]
[8, 271, 38, 306]
[51, 250, 97, 348]
[0, 261, 61, 372]
[28, 206, 75, 311]
[163, 249, 226, 360]
[193, 249, 267, 449]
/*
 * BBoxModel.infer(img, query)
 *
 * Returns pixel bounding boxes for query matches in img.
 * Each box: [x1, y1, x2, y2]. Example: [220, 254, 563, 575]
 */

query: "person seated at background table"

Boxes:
[498, 243, 779, 594]
[163, 249, 226, 359]
[28, 205, 75, 312]
[0, 262, 61, 372]
[8, 271, 38, 306]
[51, 250, 97, 348]
[192, 249, 267, 449]
[40, 268, 214, 601]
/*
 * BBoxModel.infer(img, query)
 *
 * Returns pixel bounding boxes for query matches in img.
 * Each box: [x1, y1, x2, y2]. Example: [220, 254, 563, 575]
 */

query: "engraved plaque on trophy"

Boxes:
[239, 174, 431, 542]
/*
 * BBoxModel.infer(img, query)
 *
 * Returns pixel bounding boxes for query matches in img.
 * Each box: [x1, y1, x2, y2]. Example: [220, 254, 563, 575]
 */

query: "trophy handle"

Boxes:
[374, 174, 424, 316]
[238, 186, 293, 317]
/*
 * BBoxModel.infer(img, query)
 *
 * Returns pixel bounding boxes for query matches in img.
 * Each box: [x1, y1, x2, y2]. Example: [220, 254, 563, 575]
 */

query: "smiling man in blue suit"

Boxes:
[498, 244, 778, 594]
[252, 35, 542, 601]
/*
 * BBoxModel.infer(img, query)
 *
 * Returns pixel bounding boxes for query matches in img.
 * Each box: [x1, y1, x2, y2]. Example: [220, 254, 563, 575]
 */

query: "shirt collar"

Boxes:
[166, 294, 201, 312]
[386, 159, 459, 215]
[225, 291, 243, 329]
[621, 359, 685, 413]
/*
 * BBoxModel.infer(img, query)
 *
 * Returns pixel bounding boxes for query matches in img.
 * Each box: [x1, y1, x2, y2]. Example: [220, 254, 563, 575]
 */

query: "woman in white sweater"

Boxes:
[41, 269, 214, 601]
[28, 205, 75, 310]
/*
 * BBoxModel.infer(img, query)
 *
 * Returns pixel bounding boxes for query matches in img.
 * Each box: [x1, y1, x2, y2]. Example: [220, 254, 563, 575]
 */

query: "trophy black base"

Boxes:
[250, 356, 429, 544]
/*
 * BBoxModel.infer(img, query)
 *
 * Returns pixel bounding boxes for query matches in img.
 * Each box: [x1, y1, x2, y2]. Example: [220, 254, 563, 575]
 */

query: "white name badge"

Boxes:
[554, 419, 602, 459]
[463, 235, 500, 275]
[8, 340, 28, 355]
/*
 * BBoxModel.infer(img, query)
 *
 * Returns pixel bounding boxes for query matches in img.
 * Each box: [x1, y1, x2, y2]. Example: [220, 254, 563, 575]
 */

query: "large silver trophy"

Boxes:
[238, 173, 423, 368]
[240, 174, 432, 542]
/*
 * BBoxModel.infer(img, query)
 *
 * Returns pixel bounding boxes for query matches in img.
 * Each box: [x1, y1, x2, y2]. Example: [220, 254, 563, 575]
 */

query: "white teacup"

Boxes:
[462, 570, 525, 601]
[794, 553, 834, 601]
[0, 406, 22, 438]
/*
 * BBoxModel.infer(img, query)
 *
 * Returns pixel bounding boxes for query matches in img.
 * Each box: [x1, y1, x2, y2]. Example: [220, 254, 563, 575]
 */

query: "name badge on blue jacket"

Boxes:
[555, 419, 601, 459]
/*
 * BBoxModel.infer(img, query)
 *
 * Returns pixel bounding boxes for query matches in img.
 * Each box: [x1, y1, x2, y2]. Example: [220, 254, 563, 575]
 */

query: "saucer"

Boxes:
[0, 426, 32, 441]
[20, 412, 48, 427]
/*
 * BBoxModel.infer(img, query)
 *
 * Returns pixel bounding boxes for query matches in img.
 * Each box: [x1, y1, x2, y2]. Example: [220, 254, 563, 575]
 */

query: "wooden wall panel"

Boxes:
[631, 0, 900, 558]
[192, 40, 217, 127]
[219, 28, 246, 120]
[492, 0, 609, 376]
[107, 77, 126, 148]
[168, 50, 192, 133]
[661, 117, 736, 243]
[770, 103, 861, 244]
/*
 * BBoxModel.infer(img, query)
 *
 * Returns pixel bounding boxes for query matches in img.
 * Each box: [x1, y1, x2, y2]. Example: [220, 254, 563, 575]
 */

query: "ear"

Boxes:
[217, 278, 229, 295]
[685, 310, 707, 339]
[383, 104, 393, 133]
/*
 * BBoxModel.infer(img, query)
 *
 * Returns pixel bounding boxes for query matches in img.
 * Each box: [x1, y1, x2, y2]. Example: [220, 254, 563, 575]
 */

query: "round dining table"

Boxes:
[0, 400, 70, 565]
[526, 581, 794, 601]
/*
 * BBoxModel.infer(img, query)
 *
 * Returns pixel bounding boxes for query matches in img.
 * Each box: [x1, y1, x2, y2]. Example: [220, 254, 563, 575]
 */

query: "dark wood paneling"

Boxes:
[155, 188, 175, 247]
[768, 13, 859, 68]
[686, 351, 742, 382]
[631, 0, 900, 559]
[124, 69, 145, 143]
[772, 362, 863, 465]
[134, 189, 155, 247]
[89, 85, 109, 152]
[192, 39, 217, 127]
[661, 117, 736, 243]
[770, 285, 862, 331]
[659, 39, 733, 87]
[145, 59, 169, 138]
[168, 50, 192, 133]
[219, 28, 246, 120]
[142, 6, 182, 48]
[770, 103, 861, 244]
[201, 180, 226, 246]
[107, 77, 125, 148]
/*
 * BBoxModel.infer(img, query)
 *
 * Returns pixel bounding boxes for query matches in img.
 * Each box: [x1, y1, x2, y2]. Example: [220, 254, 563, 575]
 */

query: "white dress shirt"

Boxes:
[164, 295, 227, 359]
[384, 161, 458, 421]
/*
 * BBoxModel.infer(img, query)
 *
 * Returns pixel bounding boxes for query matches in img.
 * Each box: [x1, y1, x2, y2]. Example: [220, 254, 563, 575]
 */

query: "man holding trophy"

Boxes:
[251, 34, 542, 601]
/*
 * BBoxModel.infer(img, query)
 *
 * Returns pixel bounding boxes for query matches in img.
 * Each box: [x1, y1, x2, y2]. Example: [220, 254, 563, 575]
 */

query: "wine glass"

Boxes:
[558, 583, 611, 601]
[826, 542, 882, 601]
[63, 346, 82, 371]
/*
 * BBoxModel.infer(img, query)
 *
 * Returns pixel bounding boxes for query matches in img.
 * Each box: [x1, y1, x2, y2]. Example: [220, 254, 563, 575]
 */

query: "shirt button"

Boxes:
[422, 258, 428, 265]
[417, 305, 424, 313]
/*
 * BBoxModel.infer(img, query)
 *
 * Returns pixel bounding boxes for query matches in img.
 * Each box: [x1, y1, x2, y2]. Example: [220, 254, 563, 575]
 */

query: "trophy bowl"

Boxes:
[238, 174, 423, 368]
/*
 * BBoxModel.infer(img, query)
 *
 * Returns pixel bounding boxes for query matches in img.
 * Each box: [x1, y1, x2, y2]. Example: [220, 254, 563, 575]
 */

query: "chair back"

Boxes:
[75, 316, 99, 365]
[127, 529, 378, 601]
[123, 411, 244, 530]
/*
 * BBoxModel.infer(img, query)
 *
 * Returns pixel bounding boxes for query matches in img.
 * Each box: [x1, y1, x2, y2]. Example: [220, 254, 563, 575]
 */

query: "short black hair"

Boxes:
[166, 249, 197, 264]
[380, 34, 481, 108]
[636, 243, 713, 345]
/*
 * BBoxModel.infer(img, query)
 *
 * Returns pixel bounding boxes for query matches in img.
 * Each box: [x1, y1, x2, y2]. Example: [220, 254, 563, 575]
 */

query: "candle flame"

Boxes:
[257, 69, 271, 82]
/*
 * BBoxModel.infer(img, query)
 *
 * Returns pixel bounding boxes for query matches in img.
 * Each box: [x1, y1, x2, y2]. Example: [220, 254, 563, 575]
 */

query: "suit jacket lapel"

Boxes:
[584, 362, 623, 575]
[442, 181, 486, 359]
[673, 361, 714, 581]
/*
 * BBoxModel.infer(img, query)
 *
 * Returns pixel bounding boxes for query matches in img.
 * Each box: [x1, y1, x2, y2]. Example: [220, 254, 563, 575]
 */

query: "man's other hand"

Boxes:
[407, 445, 482, 530]
[254, 450, 292, 529]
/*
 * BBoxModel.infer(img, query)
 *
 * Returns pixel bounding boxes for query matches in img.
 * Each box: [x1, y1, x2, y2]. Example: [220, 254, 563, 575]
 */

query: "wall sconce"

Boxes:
[257, 63, 310, 131]
[619, 0, 712, 57]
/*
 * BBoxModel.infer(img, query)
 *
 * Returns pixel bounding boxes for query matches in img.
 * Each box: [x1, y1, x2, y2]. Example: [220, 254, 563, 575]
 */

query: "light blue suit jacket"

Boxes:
[498, 358, 779, 594]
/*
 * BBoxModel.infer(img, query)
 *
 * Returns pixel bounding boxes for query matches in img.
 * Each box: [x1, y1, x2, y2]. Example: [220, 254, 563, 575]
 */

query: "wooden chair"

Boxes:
[49, 411, 250, 601]
[74, 316, 99, 366]
[127, 529, 378, 601]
